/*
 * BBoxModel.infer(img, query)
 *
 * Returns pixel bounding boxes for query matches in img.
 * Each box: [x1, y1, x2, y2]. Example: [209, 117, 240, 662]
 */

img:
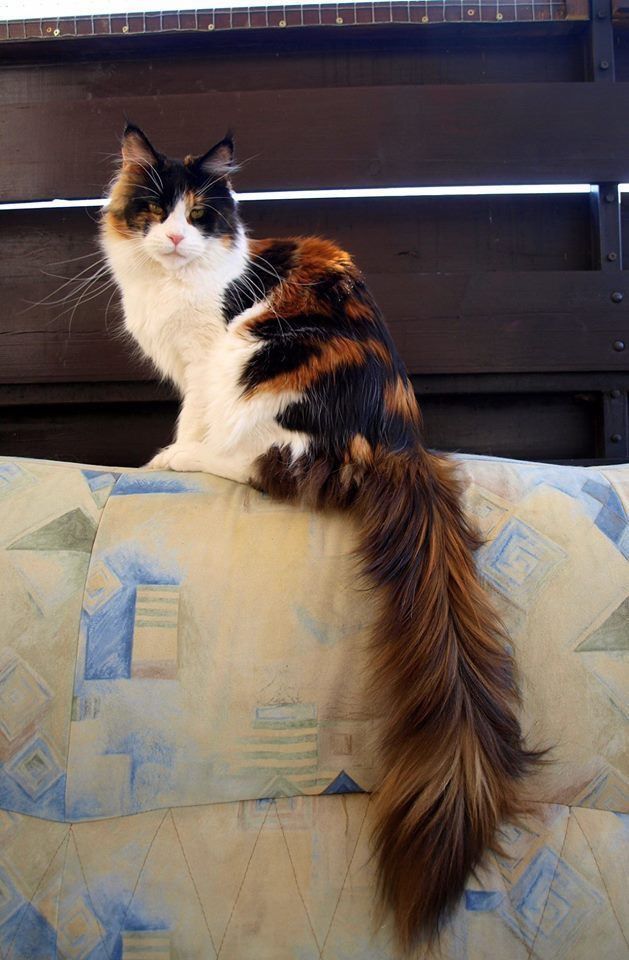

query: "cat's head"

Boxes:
[102, 124, 242, 271]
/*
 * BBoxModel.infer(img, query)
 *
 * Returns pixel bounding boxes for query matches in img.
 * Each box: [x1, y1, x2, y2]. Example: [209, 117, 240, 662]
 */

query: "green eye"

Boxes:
[148, 202, 163, 216]
[190, 206, 204, 221]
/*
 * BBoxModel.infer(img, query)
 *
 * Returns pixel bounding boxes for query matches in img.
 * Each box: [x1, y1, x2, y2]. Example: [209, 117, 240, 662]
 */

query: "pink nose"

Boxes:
[167, 233, 184, 247]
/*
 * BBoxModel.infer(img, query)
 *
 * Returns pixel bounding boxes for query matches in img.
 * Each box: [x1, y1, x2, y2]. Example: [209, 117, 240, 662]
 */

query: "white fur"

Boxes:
[102, 209, 310, 483]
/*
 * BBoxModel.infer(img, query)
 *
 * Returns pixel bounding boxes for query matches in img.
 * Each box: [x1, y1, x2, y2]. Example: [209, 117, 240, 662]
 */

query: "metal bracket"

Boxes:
[602, 389, 629, 458]
[590, 183, 623, 271]
[590, 0, 616, 80]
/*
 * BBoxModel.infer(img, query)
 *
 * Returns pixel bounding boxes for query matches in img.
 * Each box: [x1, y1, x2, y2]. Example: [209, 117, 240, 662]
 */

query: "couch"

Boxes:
[0, 453, 627, 959]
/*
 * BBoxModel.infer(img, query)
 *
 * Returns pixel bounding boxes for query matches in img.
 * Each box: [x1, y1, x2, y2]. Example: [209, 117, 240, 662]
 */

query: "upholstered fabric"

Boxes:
[0, 454, 627, 959]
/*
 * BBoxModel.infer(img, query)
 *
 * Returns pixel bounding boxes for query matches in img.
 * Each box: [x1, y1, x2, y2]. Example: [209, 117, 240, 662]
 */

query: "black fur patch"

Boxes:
[222, 241, 298, 323]
[277, 356, 417, 459]
[122, 156, 240, 239]
[240, 338, 322, 393]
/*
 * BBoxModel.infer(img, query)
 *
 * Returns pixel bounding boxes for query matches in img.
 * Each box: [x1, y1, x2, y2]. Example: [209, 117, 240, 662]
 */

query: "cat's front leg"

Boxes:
[145, 385, 207, 470]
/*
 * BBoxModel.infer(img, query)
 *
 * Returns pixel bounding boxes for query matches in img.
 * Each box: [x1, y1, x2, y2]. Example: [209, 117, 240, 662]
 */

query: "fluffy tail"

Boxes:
[354, 449, 539, 949]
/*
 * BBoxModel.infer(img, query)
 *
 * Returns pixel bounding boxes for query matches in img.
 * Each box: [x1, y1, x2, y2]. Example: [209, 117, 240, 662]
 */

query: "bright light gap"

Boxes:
[0, 184, 592, 212]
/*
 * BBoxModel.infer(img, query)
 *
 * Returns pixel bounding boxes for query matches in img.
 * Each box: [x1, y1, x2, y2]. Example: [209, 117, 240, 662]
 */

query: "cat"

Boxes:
[101, 124, 540, 950]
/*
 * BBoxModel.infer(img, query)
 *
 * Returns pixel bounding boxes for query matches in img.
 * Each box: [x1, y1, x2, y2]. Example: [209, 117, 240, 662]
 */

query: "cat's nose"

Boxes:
[167, 233, 184, 247]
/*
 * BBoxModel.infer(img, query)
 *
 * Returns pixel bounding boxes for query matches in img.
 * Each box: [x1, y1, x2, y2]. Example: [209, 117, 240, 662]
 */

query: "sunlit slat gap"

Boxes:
[0, 184, 592, 211]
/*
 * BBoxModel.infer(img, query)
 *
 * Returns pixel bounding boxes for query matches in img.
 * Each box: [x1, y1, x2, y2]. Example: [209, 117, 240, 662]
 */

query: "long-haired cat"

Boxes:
[101, 124, 539, 950]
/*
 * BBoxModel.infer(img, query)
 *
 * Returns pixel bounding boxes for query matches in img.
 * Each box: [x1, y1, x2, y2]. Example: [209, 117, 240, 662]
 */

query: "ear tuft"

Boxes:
[121, 124, 159, 168]
[194, 134, 237, 179]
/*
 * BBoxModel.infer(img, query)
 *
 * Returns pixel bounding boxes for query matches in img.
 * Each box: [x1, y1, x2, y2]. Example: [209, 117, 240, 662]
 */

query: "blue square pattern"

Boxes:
[0, 866, 25, 927]
[82, 546, 180, 681]
[3, 736, 63, 801]
[582, 478, 629, 558]
[465, 890, 503, 912]
[479, 518, 566, 607]
[0, 463, 35, 501]
[499, 845, 603, 950]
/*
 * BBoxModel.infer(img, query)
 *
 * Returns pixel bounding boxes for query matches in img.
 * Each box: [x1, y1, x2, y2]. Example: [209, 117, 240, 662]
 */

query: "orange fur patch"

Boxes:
[384, 378, 422, 426]
[247, 334, 391, 396]
[103, 167, 162, 237]
[348, 434, 374, 464]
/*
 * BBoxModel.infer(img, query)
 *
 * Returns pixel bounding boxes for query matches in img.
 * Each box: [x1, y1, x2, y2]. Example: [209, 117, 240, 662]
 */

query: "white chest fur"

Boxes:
[103, 233, 310, 480]
[121, 274, 225, 387]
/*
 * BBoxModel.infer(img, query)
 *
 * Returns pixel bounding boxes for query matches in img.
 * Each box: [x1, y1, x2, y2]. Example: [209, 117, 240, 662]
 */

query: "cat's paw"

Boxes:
[144, 446, 177, 470]
[167, 442, 207, 473]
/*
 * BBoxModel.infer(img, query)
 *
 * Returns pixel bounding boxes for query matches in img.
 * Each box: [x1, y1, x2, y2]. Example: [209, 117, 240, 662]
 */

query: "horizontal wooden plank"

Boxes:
[0, 402, 176, 467]
[0, 381, 176, 406]
[0, 390, 598, 465]
[0, 372, 617, 406]
[5, 83, 629, 201]
[421, 390, 598, 459]
[373, 272, 629, 373]
[1, 192, 591, 293]
[0, 22, 587, 77]
[2, 371, 629, 407]
[1, 270, 628, 381]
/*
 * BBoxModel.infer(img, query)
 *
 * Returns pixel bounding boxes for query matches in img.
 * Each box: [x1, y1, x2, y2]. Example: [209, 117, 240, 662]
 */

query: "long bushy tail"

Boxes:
[354, 449, 539, 949]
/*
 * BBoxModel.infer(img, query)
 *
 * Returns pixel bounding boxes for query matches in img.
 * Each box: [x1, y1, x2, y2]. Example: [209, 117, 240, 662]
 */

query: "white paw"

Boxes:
[143, 445, 182, 471]
[164, 441, 207, 473]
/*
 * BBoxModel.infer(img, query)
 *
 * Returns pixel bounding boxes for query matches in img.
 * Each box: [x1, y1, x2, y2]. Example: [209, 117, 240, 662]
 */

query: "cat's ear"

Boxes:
[121, 124, 159, 168]
[191, 135, 237, 179]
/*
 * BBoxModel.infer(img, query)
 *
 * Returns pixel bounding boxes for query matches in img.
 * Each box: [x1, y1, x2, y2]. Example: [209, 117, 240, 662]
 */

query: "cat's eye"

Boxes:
[148, 202, 163, 216]
[189, 207, 205, 221]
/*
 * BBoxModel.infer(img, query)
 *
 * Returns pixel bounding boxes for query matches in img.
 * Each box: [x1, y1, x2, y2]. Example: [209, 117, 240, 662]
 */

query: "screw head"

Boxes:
[597, 8, 607, 16]
[611, 389, 622, 398]
[600, 59, 610, 70]
[611, 291, 624, 303]
[613, 340, 626, 351]
[611, 433, 622, 443]
[607, 252, 618, 261]
[605, 192, 616, 203]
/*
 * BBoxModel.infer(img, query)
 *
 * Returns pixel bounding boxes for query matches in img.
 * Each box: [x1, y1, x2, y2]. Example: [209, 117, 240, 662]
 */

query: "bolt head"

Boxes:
[611, 291, 624, 303]
[611, 434, 622, 443]
[613, 340, 626, 351]
[600, 59, 610, 69]
[607, 252, 618, 261]
[605, 193, 616, 203]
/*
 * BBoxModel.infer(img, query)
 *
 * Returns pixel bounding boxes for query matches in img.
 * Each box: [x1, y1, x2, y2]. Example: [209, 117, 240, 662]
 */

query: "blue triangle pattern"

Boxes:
[321, 770, 365, 795]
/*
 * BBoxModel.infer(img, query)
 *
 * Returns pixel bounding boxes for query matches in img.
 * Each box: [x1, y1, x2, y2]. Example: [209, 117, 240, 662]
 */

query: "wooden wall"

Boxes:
[1, 6, 629, 466]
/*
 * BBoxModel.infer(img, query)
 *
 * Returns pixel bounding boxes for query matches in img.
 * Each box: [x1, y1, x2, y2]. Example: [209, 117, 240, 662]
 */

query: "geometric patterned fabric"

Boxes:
[0, 454, 627, 959]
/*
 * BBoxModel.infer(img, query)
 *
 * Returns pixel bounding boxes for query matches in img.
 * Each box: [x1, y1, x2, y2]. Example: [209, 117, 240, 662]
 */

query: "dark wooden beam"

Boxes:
[1, 272, 628, 381]
[7, 83, 629, 200]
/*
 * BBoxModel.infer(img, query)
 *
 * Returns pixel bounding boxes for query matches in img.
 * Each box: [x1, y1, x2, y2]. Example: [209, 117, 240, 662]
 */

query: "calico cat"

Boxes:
[101, 124, 539, 949]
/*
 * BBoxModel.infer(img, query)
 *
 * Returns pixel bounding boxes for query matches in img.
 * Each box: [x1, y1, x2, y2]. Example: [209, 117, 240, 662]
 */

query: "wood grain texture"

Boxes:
[0, 20, 626, 467]
[0, 391, 598, 465]
[5, 83, 629, 200]
[2, 199, 597, 382]
[2, 271, 627, 381]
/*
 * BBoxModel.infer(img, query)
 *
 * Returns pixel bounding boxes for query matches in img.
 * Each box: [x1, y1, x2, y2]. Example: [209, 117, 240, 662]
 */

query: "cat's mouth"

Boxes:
[153, 246, 198, 269]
